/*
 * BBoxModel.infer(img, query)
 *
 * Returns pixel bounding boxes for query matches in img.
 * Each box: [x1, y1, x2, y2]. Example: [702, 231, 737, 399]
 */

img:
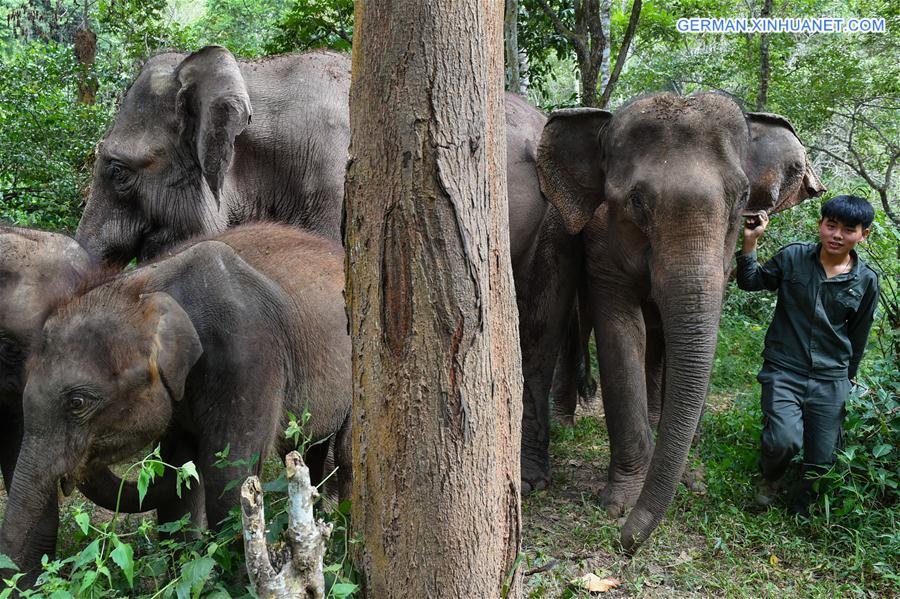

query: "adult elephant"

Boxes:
[533, 92, 825, 551]
[76, 45, 349, 265]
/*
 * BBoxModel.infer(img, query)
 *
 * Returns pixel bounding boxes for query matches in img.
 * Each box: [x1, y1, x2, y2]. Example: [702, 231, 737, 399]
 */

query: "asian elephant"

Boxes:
[533, 92, 825, 551]
[76, 45, 350, 266]
[0, 224, 352, 575]
[0, 226, 92, 577]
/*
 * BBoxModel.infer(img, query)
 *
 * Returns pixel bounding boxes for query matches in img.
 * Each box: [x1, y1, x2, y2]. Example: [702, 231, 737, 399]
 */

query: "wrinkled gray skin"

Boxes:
[506, 93, 590, 488]
[533, 93, 825, 551]
[0, 227, 91, 580]
[76, 45, 349, 266]
[0, 224, 351, 576]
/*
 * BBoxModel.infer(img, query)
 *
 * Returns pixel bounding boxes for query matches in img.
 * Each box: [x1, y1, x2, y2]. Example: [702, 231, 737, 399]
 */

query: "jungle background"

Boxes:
[0, 0, 897, 596]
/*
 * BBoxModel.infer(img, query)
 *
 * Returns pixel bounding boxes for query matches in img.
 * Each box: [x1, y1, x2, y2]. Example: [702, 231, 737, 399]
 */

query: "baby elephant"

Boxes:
[0, 224, 351, 573]
[0, 226, 92, 574]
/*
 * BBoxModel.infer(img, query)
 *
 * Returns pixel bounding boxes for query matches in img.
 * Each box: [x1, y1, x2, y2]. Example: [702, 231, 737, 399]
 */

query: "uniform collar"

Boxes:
[813, 242, 859, 280]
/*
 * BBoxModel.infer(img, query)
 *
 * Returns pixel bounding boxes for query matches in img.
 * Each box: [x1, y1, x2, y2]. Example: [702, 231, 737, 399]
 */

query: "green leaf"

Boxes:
[176, 556, 216, 599]
[330, 582, 358, 597]
[73, 539, 101, 571]
[137, 468, 151, 508]
[180, 461, 199, 484]
[872, 444, 892, 458]
[111, 540, 135, 588]
[0, 555, 18, 571]
[74, 512, 91, 536]
[78, 568, 99, 594]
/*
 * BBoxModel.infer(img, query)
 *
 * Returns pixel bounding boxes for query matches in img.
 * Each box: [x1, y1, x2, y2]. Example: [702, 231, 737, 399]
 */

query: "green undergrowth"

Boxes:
[523, 385, 898, 597]
[1, 413, 360, 598]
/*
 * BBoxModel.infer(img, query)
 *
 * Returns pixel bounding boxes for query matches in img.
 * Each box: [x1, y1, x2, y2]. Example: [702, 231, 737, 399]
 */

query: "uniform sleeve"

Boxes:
[847, 274, 880, 380]
[735, 249, 782, 291]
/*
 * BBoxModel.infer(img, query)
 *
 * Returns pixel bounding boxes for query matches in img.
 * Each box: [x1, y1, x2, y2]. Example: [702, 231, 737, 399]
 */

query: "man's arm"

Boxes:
[847, 275, 880, 380]
[735, 211, 781, 291]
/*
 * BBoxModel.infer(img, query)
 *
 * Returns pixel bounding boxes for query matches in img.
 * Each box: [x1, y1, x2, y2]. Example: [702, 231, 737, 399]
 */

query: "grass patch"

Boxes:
[522, 390, 898, 597]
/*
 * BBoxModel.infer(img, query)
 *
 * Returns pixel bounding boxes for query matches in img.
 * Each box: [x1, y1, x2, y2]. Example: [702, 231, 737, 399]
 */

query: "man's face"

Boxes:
[818, 217, 870, 258]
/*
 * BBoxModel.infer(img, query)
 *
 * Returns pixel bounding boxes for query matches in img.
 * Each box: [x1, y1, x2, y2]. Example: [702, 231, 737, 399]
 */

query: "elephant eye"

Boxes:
[65, 391, 94, 412]
[106, 161, 133, 189]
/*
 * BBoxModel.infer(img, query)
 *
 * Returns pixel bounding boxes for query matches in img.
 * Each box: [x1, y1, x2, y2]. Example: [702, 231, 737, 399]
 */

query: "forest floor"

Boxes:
[0, 391, 895, 597]
[521, 392, 896, 598]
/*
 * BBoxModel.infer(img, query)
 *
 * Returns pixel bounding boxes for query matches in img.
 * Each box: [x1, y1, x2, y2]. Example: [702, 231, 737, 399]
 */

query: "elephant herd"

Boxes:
[0, 45, 825, 578]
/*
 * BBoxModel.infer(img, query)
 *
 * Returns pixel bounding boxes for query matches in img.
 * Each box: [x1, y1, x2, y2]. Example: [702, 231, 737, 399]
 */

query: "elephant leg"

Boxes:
[518, 235, 580, 493]
[156, 437, 205, 534]
[304, 440, 330, 490]
[550, 305, 580, 428]
[0, 408, 23, 489]
[334, 417, 352, 505]
[643, 305, 664, 432]
[592, 288, 654, 517]
[576, 283, 598, 404]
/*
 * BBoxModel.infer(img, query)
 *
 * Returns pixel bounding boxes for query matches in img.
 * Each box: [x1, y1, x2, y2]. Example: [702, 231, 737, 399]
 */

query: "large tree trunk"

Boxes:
[345, 2, 523, 597]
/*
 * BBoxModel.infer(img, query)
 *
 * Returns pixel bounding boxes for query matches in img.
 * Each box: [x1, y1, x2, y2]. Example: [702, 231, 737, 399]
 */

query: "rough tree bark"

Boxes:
[74, 0, 97, 104]
[756, 0, 772, 111]
[505, 0, 522, 94]
[345, 1, 524, 597]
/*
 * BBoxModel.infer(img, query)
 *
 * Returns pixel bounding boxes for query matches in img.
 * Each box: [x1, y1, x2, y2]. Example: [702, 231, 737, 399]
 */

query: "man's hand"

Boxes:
[742, 211, 769, 254]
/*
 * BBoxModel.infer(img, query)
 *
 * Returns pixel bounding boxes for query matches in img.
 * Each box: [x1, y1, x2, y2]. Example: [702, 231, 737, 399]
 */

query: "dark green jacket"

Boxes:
[735, 242, 880, 380]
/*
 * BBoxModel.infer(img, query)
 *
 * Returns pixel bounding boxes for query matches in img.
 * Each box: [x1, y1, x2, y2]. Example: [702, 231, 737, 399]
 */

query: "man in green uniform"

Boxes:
[736, 195, 880, 515]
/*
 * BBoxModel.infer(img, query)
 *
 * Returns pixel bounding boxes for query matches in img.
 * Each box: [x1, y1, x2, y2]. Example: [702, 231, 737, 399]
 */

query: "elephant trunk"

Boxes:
[0, 438, 61, 583]
[78, 464, 181, 513]
[75, 192, 142, 268]
[621, 262, 724, 552]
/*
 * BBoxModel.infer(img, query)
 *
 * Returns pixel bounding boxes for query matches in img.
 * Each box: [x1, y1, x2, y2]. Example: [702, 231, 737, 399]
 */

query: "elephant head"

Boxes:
[0, 227, 90, 403]
[536, 93, 824, 552]
[76, 45, 251, 266]
[745, 112, 826, 214]
[0, 286, 202, 572]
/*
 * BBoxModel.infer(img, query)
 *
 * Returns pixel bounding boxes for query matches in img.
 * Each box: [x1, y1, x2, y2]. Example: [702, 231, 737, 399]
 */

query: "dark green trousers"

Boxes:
[757, 362, 849, 481]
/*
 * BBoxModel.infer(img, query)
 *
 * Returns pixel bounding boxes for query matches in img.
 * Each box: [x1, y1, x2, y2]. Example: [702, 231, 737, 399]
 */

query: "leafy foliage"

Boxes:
[1, 441, 358, 597]
[0, 41, 109, 230]
[189, 0, 290, 58]
[267, 0, 353, 53]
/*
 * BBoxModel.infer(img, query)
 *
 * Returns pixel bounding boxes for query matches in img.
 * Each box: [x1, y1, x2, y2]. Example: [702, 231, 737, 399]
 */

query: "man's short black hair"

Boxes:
[820, 195, 875, 228]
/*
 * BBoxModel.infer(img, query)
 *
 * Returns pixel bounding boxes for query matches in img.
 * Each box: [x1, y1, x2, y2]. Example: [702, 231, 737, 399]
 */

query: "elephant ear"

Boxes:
[141, 292, 202, 403]
[537, 108, 613, 235]
[745, 112, 826, 214]
[175, 46, 252, 206]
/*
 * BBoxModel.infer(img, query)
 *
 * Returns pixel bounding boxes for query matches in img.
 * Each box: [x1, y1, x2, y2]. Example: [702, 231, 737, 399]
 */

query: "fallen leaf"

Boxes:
[674, 550, 692, 565]
[769, 554, 779, 566]
[572, 573, 621, 593]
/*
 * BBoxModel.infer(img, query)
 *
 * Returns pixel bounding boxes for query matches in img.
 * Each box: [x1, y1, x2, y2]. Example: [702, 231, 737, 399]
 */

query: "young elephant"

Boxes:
[0, 224, 351, 574]
[0, 226, 92, 574]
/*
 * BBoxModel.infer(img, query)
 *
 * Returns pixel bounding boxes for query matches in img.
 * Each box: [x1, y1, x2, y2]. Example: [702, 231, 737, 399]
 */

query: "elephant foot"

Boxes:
[558, 414, 575, 428]
[599, 470, 646, 517]
[577, 376, 598, 404]
[521, 454, 551, 494]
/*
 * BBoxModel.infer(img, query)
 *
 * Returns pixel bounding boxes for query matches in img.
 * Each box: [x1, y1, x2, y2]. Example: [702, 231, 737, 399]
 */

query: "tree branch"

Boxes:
[241, 452, 333, 599]
[599, 0, 642, 108]
[535, 0, 582, 46]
